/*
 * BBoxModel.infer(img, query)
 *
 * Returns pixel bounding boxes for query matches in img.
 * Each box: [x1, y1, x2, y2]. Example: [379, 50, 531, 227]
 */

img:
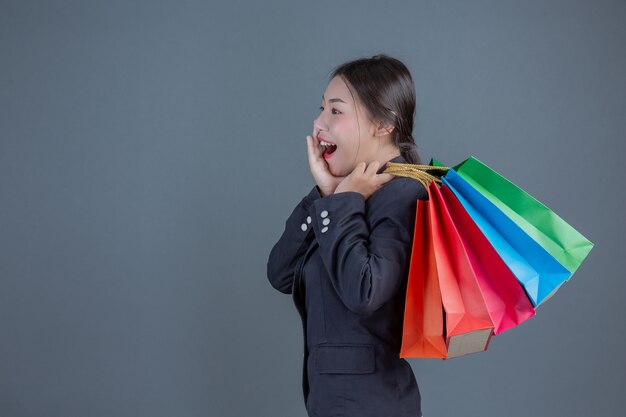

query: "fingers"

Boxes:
[358, 162, 394, 185]
[306, 135, 321, 162]
[307, 135, 333, 187]
[365, 162, 394, 187]
[376, 173, 395, 185]
[364, 161, 380, 176]
[311, 127, 322, 154]
[312, 127, 320, 142]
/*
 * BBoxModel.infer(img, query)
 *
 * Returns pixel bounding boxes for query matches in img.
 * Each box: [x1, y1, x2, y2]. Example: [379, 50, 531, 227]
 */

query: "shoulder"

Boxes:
[371, 176, 428, 205]
[365, 177, 427, 225]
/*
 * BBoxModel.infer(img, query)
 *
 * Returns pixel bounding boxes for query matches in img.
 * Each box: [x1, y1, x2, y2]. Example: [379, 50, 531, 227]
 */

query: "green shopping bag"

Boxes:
[446, 156, 594, 275]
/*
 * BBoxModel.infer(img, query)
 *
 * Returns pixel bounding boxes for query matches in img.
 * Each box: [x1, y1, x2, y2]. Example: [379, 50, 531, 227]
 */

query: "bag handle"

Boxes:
[383, 162, 450, 189]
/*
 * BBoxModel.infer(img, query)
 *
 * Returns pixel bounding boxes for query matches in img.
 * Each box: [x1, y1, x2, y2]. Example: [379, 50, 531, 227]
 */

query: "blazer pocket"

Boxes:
[313, 344, 376, 374]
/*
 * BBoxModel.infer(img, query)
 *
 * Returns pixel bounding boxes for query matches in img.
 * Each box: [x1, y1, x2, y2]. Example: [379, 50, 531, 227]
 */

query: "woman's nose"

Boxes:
[313, 114, 326, 135]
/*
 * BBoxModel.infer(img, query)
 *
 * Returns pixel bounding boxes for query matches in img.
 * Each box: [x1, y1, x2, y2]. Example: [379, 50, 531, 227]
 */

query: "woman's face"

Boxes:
[313, 76, 382, 177]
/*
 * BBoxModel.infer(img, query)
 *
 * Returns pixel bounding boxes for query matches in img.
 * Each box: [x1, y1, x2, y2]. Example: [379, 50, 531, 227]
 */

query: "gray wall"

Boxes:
[1, 1, 624, 416]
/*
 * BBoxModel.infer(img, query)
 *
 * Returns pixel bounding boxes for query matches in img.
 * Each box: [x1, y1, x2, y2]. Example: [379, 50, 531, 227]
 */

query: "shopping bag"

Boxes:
[428, 182, 494, 358]
[439, 184, 536, 333]
[400, 199, 447, 358]
[389, 156, 593, 358]
[400, 183, 495, 358]
[442, 169, 572, 306]
[449, 156, 594, 275]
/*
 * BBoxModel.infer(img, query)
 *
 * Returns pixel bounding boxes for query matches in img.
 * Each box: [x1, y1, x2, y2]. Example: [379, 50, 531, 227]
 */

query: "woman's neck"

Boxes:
[375, 143, 402, 167]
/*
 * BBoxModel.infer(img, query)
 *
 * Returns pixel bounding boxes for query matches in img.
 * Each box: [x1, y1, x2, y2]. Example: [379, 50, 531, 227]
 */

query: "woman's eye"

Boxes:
[319, 106, 341, 115]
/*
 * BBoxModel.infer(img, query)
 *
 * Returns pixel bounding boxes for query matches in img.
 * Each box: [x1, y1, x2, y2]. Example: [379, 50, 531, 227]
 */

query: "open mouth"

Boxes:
[319, 139, 338, 157]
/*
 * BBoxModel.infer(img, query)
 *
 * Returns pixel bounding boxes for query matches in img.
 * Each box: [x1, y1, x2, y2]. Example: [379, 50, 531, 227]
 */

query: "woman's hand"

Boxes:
[334, 161, 394, 200]
[306, 134, 345, 197]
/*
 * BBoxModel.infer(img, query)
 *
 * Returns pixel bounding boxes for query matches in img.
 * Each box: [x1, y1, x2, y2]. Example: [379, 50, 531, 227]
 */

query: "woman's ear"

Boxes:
[374, 120, 395, 137]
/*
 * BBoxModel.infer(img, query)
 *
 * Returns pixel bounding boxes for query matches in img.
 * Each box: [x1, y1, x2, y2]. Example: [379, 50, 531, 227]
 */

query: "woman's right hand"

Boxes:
[306, 134, 345, 197]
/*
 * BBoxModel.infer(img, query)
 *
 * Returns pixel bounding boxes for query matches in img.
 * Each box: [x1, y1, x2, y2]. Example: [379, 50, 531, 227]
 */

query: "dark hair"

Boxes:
[331, 54, 421, 164]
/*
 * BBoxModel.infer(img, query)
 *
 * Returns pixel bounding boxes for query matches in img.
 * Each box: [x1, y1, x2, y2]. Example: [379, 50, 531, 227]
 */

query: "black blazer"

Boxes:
[267, 155, 427, 417]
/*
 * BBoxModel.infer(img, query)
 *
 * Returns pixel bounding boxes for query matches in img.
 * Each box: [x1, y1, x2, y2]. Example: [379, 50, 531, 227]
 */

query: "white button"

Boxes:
[320, 210, 329, 218]
[321, 227, 329, 233]
[301, 223, 307, 231]
[306, 216, 312, 224]
[322, 218, 330, 226]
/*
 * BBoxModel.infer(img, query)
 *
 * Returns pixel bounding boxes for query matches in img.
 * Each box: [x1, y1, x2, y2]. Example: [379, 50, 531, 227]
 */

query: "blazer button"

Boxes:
[301, 223, 308, 231]
[320, 210, 329, 218]
[322, 218, 330, 226]
[306, 216, 312, 224]
[321, 227, 329, 233]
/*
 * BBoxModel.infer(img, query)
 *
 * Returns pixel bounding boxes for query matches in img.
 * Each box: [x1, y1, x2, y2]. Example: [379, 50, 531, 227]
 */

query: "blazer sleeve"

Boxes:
[309, 178, 427, 314]
[266, 186, 322, 294]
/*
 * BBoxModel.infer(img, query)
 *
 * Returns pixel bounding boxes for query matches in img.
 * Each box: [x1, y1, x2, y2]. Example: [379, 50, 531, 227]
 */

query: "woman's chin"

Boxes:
[327, 155, 356, 177]
[333, 163, 358, 178]
[327, 163, 345, 178]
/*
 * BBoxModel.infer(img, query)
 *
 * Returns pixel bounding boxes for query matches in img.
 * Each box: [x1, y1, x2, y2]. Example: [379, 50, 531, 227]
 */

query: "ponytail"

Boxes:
[397, 135, 421, 164]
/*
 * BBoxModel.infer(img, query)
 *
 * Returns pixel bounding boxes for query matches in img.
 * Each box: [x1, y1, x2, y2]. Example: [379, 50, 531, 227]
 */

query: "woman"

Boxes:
[267, 54, 427, 417]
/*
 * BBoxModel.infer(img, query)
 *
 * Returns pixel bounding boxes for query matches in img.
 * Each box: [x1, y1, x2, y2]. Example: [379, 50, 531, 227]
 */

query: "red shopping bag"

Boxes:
[439, 185, 536, 334]
[400, 199, 447, 358]
[401, 182, 495, 358]
[429, 182, 494, 358]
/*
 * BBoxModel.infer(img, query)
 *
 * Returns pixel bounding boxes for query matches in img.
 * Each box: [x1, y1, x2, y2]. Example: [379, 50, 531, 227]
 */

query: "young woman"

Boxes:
[267, 54, 427, 417]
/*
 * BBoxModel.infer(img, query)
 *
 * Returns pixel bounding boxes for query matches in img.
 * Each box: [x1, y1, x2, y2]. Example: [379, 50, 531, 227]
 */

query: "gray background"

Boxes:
[1, 0, 624, 416]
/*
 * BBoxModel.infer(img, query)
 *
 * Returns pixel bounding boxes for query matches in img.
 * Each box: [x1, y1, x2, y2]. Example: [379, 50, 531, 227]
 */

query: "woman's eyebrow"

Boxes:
[321, 95, 347, 104]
